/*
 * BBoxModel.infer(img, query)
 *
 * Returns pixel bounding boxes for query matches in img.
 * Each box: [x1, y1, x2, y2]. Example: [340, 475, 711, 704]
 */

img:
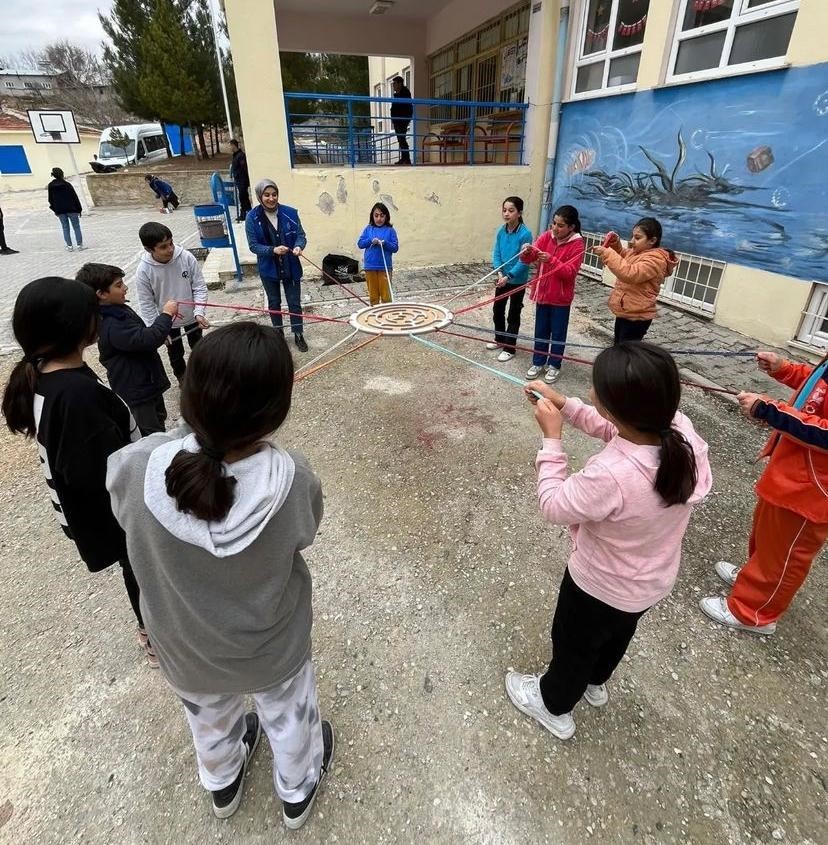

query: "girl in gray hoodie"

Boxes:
[106, 323, 333, 830]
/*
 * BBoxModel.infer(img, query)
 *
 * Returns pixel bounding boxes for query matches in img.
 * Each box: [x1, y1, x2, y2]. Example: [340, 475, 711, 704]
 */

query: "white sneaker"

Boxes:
[65, 245, 74, 251]
[526, 365, 543, 379]
[583, 683, 608, 707]
[715, 561, 740, 587]
[544, 367, 561, 384]
[497, 350, 515, 362]
[486, 342, 499, 351]
[504, 672, 575, 740]
[699, 596, 776, 635]
[76, 244, 85, 251]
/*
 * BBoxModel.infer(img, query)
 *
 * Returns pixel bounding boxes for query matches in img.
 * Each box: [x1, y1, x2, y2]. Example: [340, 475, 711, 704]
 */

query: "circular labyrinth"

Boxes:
[349, 302, 454, 336]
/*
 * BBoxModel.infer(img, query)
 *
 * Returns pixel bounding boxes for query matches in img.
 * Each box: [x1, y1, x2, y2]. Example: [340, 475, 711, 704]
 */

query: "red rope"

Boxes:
[176, 300, 352, 324]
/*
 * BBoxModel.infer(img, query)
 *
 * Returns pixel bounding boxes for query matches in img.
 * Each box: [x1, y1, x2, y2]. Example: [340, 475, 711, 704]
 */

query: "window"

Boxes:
[796, 284, 828, 350]
[403, 66, 411, 91]
[582, 231, 725, 313]
[572, 0, 650, 98]
[143, 133, 166, 152]
[373, 83, 384, 132]
[668, 0, 799, 82]
[3, 82, 14, 88]
[428, 1, 530, 117]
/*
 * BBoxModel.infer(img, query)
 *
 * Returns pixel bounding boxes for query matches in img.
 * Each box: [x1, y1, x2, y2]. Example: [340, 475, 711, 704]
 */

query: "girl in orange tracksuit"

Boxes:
[592, 217, 677, 344]
[700, 351, 828, 634]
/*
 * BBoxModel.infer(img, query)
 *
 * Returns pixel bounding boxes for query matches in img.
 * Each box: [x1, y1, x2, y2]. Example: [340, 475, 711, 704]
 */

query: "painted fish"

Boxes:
[566, 148, 596, 176]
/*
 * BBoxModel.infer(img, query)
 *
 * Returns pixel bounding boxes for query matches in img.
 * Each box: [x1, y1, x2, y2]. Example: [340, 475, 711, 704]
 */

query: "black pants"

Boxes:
[162, 191, 180, 210]
[129, 394, 167, 435]
[539, 568, 649, 715]
[392, 118, 411, 163]
[492, 284, 525, 351]
[119, 559, 143, 627]
[167, 323, 202, 380]
[0, 217, 7, 250]
[613, 316, 652, 344]
[237, 185, 252, 219]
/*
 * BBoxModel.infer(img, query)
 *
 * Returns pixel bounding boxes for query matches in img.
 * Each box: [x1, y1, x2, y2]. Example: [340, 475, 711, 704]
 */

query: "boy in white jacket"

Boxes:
[135, 222, 209, 382]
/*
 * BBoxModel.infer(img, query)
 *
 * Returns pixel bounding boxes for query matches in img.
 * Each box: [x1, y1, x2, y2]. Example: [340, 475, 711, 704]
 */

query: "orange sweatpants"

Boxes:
[728, 498, 828, 626]
[364, 270, 391, 306]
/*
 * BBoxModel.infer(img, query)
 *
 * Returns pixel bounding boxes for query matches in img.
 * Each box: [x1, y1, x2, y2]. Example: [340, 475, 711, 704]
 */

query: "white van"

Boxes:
[97, 123, 168, 167]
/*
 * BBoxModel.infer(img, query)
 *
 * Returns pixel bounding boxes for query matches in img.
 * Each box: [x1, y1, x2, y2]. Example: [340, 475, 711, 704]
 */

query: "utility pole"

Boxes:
[209, 0, 234, 138]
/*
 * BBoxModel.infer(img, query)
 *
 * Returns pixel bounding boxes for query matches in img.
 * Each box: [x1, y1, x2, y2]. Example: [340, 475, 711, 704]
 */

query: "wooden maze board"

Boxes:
[349, 302, 454, 336]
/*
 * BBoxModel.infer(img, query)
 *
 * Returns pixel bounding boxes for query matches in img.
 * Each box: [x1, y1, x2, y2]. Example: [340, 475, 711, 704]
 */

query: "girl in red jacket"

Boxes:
[700, 351, 828, 634]
[519, 205, 585, 384]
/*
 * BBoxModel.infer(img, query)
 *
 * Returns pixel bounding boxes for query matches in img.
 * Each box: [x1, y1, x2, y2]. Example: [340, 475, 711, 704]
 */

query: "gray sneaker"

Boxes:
[526, 365, 543, 379]
[544, 367, 561, 384]
[714, 561, 739, 586]
[583, 683, 608, 707]
[504, 672, 575, 740]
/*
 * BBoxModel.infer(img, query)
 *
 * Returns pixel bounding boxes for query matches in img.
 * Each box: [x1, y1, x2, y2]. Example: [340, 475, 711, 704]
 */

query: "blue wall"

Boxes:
[552, 64, 828, 282]
[0, 145, 32, 174]
[165, 124, 194, 156]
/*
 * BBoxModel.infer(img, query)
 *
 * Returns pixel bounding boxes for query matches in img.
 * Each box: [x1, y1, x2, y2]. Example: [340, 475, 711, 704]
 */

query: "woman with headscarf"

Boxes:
[244, 180, 308, 352]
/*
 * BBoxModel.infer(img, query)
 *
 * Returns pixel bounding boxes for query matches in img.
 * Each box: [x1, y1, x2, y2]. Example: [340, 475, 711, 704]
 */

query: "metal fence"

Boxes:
[284, 93, 528, 168]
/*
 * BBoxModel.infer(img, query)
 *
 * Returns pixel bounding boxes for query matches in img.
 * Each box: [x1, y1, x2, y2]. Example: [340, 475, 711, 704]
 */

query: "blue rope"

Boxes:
[449, 319, 758, 358]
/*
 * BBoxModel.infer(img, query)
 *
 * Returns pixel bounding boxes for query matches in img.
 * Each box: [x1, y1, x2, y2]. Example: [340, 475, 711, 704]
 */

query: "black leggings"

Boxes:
[539, 568, 648, 715]
[613, 316, 652, 344]
[119, 559, 143, 628]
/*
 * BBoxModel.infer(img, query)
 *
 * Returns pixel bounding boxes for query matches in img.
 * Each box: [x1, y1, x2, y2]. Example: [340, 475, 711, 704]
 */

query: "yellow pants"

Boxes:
[364, 270, 392, 305]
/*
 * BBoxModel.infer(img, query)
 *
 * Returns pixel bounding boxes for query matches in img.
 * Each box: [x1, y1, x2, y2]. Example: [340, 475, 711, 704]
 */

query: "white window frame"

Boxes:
[570, 0, 649, 101]
[796, 283, 828, 350]
[667, 0, 799, 84]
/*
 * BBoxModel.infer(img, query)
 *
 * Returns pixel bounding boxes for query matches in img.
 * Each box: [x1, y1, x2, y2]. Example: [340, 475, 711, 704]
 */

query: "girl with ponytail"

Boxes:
[105, 322, 333, 828]
[1, 278, 148, 661]
[505, 341, 711, 742]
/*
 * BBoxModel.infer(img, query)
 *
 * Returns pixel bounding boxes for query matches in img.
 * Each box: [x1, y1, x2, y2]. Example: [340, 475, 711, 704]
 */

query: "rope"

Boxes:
[295, 329, 359, 376]
[379, 241, 396, 302]
[440, 249, 527, 304]
[175, 300, 352, 325]
[294, 334, 381, 382]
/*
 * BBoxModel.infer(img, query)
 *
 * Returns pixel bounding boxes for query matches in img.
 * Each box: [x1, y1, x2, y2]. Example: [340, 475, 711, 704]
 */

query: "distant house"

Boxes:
[0, 68, 67, 99]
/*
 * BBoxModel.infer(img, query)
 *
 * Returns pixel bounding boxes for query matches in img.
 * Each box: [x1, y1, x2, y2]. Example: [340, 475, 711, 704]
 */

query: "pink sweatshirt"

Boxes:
[536, 398, 712, 612]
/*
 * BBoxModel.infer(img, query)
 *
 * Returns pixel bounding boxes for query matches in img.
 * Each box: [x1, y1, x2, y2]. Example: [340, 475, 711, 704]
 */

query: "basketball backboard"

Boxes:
[27, 110, 80, 144]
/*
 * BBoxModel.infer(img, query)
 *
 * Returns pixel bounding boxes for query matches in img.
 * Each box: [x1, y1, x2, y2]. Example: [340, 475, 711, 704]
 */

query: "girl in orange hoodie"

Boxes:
[593, 217, 677, 344]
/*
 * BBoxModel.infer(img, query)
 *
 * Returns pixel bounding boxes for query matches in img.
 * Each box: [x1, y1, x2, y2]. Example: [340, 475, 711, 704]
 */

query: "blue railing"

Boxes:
[284, 93, 528, 168]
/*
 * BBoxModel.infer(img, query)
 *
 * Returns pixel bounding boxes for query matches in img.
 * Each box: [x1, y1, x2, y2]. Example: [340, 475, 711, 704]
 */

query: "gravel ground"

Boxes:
[0, 294, 825, 845]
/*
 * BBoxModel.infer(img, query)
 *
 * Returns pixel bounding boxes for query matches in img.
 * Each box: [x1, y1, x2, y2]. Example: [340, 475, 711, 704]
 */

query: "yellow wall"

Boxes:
[714, 265, 811, 349]
[258, 165, 533, 269]
[786, 0, 828, 66]
[0, 131, 99, 192]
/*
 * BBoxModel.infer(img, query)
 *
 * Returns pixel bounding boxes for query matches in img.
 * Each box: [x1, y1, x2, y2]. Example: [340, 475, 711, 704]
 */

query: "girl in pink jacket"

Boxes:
[506, 341, 712, 741]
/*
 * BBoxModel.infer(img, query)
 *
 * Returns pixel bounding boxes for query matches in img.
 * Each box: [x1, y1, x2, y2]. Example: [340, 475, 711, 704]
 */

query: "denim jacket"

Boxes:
[245, 204, 307, 281]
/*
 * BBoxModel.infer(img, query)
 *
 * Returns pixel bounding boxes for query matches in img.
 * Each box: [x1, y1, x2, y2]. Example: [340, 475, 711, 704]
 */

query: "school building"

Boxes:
[223, 0, 827, 353]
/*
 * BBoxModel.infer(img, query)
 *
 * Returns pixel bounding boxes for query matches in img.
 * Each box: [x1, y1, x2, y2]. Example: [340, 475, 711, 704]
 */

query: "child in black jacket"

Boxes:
[77, 263, 177, 434]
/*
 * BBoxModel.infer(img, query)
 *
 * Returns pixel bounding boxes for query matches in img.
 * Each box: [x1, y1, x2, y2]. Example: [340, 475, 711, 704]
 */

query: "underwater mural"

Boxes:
[552, 63, 828, 281]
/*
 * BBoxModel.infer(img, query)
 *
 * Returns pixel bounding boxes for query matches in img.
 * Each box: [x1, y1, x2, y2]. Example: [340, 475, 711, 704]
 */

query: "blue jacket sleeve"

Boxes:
[292, 213, 307, 250]
[505, 228, 533, 280]
[357, 226, 373, 249]
[107, 313, 173, 353]
[752, 398, 828, 450]
[384, 227, 399, 254]
[245, 215, 274, 258]
[492, 228, 503, 270]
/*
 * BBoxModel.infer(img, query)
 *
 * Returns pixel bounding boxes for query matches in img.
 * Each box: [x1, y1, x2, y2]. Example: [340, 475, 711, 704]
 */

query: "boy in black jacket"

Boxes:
[77, 263, 177, 435]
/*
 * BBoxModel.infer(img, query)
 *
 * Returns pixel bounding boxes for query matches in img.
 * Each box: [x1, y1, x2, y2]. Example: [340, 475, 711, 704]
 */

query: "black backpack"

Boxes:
[321, 253, 360, 286]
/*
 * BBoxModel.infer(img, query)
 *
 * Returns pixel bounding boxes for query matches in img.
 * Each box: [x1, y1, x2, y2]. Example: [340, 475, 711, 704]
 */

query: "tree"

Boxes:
[38, 41, 106, 87]
[279, 52, 369, 118]
[105, 128, 135, 162]
[137, 0, 214, 157]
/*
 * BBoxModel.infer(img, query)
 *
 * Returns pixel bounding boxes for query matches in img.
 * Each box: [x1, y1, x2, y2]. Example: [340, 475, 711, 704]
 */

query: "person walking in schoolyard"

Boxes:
[390, 76, 413, 166]
[47, 168, 84, 251]
[0, 205, 19, 255]
[230, 139, 252, 221]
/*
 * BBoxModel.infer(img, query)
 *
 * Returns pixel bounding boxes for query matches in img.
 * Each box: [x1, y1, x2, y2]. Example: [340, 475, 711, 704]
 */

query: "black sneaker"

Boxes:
[0, 248, 19, 255]
[294, 334, 308, 352]
[282, 720, 335, 830]
[211, 712, 262, 819]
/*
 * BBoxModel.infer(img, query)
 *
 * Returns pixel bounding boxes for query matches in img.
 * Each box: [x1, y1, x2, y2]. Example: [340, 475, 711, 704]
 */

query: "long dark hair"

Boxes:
[165, 322, 295, 521]
[2, 278, 99, 437]
[369, 202, 392, 226]
[592, 341, 697, 506]
[503, 195, 524, 223]
[635, 217, 662, 246]
[553, 204, 581, 233]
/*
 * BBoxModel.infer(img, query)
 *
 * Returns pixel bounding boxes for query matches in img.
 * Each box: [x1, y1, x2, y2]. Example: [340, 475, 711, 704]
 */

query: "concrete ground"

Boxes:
[0, 202, 825, 845]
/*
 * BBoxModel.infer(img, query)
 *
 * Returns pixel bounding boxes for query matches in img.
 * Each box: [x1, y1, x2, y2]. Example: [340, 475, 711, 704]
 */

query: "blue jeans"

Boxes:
[261, 276, 303, 334]
[533, 304, 571, 369]
[57, 213, 83, 247]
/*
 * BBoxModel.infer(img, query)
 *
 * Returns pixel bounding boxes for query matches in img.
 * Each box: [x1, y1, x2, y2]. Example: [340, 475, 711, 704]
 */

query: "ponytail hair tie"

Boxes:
[23, 354, 40, 366]
[200, 443, 226, 461]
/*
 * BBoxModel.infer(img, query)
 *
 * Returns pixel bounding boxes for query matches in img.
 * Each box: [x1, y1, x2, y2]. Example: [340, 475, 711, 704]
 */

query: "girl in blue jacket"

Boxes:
[488, 196, 533, 362]
[357, 203, 399, 305]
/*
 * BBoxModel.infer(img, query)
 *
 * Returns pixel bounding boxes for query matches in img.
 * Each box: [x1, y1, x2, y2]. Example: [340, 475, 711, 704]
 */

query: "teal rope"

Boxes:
[411, 334, 542, 399]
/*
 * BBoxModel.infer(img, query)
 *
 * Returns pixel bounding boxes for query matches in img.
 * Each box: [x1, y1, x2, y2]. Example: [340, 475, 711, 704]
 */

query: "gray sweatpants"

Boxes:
[173, 659, 323, 803]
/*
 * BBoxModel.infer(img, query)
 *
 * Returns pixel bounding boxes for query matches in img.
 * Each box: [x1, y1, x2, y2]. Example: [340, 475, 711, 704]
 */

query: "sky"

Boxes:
[0, 1, 114, 62]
